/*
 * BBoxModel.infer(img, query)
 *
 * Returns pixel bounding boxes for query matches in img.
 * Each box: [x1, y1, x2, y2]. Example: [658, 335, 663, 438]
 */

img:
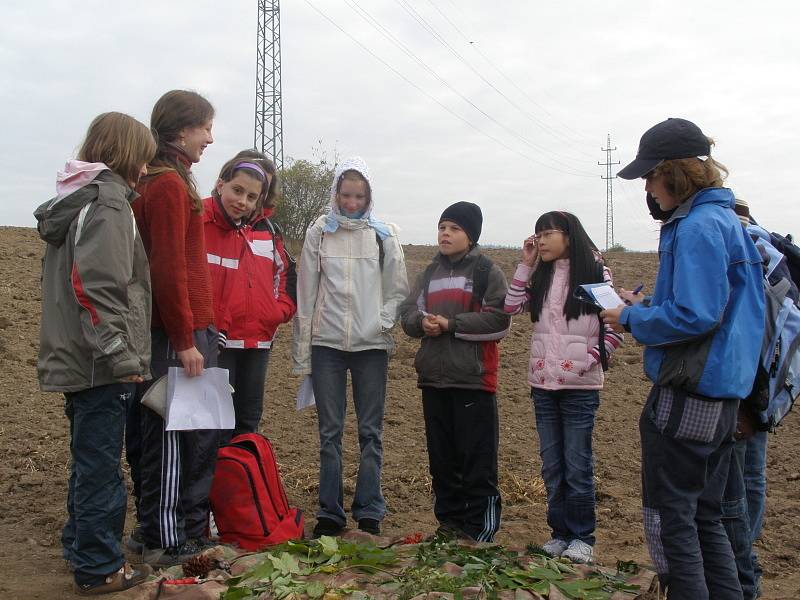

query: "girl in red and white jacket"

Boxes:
[503, 211, 623, 565]
[204, 150, 296, 438]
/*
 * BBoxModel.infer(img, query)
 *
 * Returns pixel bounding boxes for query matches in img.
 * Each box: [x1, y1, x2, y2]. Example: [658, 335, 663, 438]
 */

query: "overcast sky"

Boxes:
[1, 1, 798, 250]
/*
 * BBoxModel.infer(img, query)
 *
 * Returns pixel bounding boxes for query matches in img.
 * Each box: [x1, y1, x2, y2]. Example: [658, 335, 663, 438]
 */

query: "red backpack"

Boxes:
[210, 433, 304, 550]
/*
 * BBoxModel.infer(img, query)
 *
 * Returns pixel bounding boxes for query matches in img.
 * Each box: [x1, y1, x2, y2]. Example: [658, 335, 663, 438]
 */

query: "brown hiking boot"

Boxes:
[73, 562, 152, 596]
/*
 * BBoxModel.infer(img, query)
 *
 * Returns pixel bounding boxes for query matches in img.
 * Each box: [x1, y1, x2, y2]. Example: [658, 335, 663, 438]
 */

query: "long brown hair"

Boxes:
[78, 112, 156, 186]
[148, 90, 214, 213]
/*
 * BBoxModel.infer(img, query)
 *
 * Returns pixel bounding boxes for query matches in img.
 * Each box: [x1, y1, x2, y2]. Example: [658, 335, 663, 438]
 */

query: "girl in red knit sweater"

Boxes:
[127, 90, 219, 567]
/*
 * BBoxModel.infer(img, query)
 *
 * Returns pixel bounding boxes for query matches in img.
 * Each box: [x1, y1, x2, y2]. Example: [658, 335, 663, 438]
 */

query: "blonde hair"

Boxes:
[78, 112, 156, 185]
[653, 137, 728, 202]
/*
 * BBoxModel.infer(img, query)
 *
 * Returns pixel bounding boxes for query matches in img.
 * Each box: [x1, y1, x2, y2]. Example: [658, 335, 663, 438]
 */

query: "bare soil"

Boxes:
[0, 226, 797, 599]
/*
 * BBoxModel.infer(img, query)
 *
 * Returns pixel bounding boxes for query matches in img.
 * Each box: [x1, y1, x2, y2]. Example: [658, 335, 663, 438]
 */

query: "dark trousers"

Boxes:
[138, 327, 220, 549]
[722, 439, 757, 600]
[63, 383, 134, 586]
[640, 386, 742, 600]
[125, 389, 143, 520]
[218, 347, 271, 441]
[422, 387, 501, 542]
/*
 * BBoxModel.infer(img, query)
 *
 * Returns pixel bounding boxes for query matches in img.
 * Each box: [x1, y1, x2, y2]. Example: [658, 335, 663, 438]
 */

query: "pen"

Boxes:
[632, 283, 644, 295]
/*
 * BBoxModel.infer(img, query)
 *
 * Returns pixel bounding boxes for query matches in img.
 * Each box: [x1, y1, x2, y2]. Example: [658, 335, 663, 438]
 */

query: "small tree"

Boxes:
[273, 155, 335, 242]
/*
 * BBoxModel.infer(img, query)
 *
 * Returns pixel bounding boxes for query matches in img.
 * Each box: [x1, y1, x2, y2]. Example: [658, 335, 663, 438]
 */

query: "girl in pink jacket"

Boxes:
[504, 211, 623, 564]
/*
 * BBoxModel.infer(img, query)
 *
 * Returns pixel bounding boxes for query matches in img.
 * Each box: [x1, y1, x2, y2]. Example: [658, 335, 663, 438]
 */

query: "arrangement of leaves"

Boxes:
[221, 535, 643, 600]
[222, 536, 397, 599]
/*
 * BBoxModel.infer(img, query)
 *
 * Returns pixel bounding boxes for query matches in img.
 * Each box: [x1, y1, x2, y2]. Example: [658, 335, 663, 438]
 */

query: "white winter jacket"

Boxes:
[291, 159, 409, 374]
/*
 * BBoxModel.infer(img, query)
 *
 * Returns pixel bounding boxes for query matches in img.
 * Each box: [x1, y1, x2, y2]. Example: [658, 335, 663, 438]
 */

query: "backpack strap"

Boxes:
[471, 253, 493, 307]
[376, 231, 385, 271]
[420, 260, 439, 310]
[595, 261, 609, 372]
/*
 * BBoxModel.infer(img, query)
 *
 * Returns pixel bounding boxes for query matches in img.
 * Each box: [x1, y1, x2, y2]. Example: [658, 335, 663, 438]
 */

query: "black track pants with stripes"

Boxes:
[422, 387, 502, 542]
[138, 327, 220, 549]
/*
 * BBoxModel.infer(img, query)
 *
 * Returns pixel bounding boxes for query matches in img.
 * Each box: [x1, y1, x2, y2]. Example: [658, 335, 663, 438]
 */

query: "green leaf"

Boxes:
[270, 552, 301, 575]
[221, 588, 257, 600]
[530, 580, 550, 594]
[526, 566, 563, 581]
[318, 535, 339, 556]
[305, 581, 326, 598]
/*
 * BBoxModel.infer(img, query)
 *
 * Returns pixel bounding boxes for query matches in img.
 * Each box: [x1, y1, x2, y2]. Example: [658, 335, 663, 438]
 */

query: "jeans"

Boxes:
[532, 388, 599, 546]
[422, 387, 501, 542]
[218, 348, 271, 440]
[744, 430, 768, 592]
[640, 386, 742, 600]
[722, 439, 757, 600]
[62, 383, 134, 586]
[311, 345, 388, 525]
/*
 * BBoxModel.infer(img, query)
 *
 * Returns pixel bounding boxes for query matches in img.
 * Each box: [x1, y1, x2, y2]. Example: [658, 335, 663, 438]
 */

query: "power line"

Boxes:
[301, 0, 596, 178]
[398, 0, 597, 159]
[341, 0, 595, 175]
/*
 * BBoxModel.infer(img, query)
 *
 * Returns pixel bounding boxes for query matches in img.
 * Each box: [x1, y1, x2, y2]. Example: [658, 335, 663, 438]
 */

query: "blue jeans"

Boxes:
[722, 439, 756, 600]
[311, 346, 388, 526]
[745, 431, 768, 591]
[62, 383, 134, 586]
[532, 388, 599, 546]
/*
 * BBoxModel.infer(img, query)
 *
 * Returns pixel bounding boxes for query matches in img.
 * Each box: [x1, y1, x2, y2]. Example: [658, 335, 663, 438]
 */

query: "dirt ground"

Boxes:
[0, 226, 798, 599]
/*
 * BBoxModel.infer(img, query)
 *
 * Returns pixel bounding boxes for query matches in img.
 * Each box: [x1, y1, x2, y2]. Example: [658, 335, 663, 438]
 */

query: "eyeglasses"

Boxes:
[533, 229, 565, 241]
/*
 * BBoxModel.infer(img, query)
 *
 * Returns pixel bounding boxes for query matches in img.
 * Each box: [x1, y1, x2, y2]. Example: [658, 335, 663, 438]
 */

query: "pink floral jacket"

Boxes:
[504, 259, 623, 390]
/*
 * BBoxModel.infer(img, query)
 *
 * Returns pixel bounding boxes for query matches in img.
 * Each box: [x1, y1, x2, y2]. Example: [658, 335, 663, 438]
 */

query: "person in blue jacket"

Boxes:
[601, 118, 765, 600]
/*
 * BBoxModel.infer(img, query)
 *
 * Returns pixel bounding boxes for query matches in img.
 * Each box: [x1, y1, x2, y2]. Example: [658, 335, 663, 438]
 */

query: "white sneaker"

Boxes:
[542, 538, 569, 557]
[562, 539, 594, 563]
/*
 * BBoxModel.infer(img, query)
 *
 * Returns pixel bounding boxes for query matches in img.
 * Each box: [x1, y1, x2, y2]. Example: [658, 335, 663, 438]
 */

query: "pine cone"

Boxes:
[182, 553, 213, 578]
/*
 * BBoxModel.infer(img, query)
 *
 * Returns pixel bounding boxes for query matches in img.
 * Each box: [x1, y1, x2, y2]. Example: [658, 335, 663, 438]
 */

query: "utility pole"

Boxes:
[255, 0, 284, 170]
[599, 134, 619, 251]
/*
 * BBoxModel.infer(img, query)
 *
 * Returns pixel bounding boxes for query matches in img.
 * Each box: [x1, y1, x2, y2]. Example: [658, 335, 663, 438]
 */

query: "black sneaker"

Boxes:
[358, 518, 380, 535]
[312, 517, 344, 538]
[142, 539, 203, 568]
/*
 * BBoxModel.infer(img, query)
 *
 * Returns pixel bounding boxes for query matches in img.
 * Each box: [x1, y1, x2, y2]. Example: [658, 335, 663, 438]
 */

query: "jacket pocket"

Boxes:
[656, 333, 716, 393]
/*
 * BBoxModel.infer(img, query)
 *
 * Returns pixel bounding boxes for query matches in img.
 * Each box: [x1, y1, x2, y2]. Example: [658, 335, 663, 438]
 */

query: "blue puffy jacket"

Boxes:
[619, 187, 765, 399]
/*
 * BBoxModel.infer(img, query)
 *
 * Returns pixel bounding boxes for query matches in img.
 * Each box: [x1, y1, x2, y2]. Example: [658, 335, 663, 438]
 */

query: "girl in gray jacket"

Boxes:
[35, 112, 155, 595]
[293, 156, 409, 537]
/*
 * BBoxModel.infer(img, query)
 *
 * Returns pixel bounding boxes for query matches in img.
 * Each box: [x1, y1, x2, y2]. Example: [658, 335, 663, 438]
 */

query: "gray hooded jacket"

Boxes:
[292, 157, 409, 374]
[35, 169, 152, 392]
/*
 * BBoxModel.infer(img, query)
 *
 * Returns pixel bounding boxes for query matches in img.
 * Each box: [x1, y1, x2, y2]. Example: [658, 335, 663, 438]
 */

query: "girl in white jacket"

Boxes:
[292, 157, 409, 537]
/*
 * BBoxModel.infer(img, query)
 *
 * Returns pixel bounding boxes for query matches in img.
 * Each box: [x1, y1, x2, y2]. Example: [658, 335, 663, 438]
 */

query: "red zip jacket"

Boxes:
[203, 198, 296, 349]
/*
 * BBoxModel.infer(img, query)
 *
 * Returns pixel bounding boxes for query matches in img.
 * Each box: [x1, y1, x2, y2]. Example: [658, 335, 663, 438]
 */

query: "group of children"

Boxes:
[36, 104, 767, 600]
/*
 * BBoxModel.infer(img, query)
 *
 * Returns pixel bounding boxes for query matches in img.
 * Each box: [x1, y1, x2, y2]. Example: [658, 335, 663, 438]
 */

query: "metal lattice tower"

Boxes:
[599, 134, 620, 250]
[255, 0, 284, 170]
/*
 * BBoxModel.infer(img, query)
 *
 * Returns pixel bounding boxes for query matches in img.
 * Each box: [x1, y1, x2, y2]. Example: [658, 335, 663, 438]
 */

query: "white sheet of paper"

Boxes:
[296, 375, 316, 410]
[165, 367, 235, 431]
[591, 284, 625, 310]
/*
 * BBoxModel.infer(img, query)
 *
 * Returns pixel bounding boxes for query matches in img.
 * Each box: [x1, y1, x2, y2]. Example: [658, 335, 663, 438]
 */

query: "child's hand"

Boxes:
[522, 236, 539, 267]
[177, 346, 205, 377]
[432, 315, 451, 332]
[422, 314, 442, 337]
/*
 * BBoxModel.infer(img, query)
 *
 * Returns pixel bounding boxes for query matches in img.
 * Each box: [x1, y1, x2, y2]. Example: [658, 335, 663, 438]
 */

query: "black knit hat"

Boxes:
[618, 118, 711, 180]
[439, 201, 482, 244]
